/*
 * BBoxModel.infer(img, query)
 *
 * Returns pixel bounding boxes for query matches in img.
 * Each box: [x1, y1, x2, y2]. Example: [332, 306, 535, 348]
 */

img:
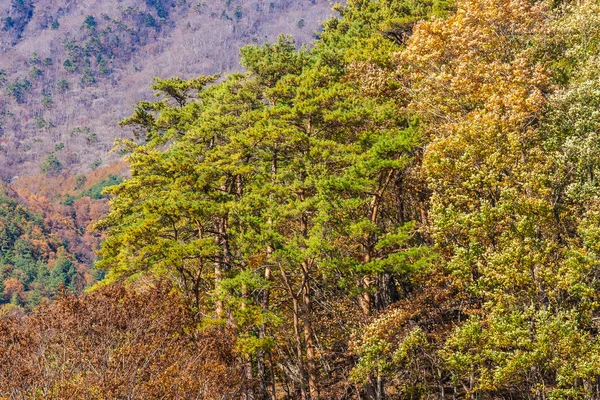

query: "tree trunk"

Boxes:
[245, 355, 256, 400]
[215, 210, 231, 318]
[241, 283, 256, 400]
[215, 262, 224, 318]
[279, 263, 309, 400]
[301, 264, 318, 399]
[293, 295, 309, 400]
[376, 374, 385, 400]
[361, 171, 396, 399]
[258, 260, 275, 400]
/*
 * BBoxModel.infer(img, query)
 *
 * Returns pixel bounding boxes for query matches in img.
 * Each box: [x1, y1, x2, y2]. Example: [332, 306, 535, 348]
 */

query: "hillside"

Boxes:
[0, 162, 128, 313]
[0, 0, 337, 181]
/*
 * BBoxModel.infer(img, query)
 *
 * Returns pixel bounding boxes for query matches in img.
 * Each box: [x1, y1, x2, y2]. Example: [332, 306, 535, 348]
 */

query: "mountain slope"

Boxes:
[0, 0, 337, 180]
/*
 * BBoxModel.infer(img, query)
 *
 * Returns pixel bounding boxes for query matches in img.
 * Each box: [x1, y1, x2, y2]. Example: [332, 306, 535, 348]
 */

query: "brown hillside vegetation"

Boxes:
[0, 163, 130, 314]
[0, 280, 243, 398]
[0, 0, 336, 180]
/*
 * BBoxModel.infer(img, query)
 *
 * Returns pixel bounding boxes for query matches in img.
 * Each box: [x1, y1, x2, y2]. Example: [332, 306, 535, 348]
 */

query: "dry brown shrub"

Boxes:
[0, 281, 243, 399]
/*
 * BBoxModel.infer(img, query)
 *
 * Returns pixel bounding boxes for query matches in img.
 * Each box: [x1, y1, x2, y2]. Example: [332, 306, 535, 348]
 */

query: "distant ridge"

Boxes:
[0, 0, 337, 180]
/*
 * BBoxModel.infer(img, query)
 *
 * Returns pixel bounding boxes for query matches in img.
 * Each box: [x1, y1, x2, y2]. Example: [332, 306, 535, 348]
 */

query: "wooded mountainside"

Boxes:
[0, 0, 333, 180]
[0, 0, 334, 311]
[0, 163, 126, 313]
[3, 0, 600, 399]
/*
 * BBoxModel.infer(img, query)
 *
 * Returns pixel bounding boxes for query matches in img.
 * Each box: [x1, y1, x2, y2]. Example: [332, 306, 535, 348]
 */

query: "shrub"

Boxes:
[0, 282, 243, 398]
[41, 153, 62, 174]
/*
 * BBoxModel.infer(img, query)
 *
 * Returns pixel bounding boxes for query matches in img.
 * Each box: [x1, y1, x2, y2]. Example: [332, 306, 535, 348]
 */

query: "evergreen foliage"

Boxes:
[0, 189, 83, 312]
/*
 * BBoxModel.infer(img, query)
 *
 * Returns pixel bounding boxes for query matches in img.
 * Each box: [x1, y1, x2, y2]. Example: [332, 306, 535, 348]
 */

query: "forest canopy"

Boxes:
[4, 0, 600, 399]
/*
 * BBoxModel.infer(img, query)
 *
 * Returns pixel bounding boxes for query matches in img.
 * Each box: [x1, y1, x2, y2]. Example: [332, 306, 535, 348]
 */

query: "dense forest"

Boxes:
[0, 0, 331, 313]
[0, 163, 129, 313]
[3, 0, 600, 398]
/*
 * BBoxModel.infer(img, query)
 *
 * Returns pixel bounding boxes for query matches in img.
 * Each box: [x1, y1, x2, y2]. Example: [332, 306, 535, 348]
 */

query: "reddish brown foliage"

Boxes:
[0, 281, 243, 399]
